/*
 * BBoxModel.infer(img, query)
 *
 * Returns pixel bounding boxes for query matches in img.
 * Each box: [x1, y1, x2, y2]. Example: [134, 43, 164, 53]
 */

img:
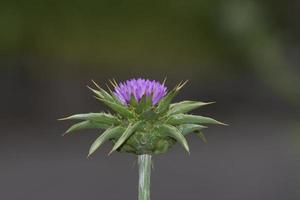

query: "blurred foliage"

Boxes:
[0, 0, 294, 63]
[0, 0, 299, 104]
[1, 0, 232, 65]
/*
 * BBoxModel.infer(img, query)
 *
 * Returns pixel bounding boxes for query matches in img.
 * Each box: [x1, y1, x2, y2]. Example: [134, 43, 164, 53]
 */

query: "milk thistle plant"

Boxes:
[60, 78, 225, 200]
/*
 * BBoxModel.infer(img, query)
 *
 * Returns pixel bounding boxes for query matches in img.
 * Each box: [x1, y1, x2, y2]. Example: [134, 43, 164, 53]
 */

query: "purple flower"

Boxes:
[113, 78, 167, 105]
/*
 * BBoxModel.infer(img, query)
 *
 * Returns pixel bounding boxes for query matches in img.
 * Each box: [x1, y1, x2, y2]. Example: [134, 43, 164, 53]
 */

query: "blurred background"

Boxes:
[1, 0, 300, 199]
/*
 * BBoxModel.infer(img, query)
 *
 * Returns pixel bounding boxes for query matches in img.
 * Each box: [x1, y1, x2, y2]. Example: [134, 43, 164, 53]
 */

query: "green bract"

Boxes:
[60, 80, 225, 156]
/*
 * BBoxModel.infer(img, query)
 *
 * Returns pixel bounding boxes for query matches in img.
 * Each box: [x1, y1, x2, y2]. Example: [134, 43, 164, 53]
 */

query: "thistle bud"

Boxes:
[60, 78, 225, 156]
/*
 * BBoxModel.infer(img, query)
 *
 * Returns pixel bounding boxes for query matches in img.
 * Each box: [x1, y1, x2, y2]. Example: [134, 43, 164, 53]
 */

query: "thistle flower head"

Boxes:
[60, 78, 225, 156]
[114, 78, 167, 105]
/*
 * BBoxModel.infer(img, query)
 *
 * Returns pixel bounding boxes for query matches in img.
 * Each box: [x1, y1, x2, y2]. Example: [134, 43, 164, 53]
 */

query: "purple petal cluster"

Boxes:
[114, 78, 167, 105]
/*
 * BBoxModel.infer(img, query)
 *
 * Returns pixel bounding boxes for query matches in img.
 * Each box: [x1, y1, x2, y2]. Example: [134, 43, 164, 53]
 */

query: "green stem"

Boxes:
[138, 154, 152, 200]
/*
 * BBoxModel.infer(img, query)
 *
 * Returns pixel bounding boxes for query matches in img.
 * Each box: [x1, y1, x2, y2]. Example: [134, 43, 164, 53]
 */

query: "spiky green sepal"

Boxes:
[61, 81, 225, 156]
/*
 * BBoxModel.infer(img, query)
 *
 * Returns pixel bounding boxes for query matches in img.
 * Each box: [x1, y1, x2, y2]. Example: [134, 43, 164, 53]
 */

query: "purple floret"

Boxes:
[113, 78, 167, 105]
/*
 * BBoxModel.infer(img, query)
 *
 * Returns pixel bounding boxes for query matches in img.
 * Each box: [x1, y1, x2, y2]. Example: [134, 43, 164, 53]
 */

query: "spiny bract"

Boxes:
[60, 78, 225, 156]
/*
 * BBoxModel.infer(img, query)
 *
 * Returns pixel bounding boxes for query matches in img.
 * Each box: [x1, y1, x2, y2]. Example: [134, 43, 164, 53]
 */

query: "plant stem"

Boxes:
[138, 154, 152, 200]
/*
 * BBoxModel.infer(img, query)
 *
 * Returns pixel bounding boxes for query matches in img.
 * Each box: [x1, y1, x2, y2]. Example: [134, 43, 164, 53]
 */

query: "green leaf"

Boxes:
[87, 86, 105, 99]
[135, 95, 152, 114]
[100, 99, 135, 118]
[140, 109, 158, 120]
[63, 121, 110, 135]
[135, 95, 146, 113]
[88, 86, 115, 103]
[158, 124, 190, 153]
[178, 124, 207, 136]
[88, 126, 125, 157]
[156, 81, 188, 114]
[59, 113, 120, 125]
[88, 84, 124, 106]
[91, 80, 116, 101]
[145, 95, 153, 109]
[167, 114, 226, 126]
[109, 122, 141, 154]
[169, 101, 214, 115]
[196, 131, 207, 143]
[129, 94, 138, 107]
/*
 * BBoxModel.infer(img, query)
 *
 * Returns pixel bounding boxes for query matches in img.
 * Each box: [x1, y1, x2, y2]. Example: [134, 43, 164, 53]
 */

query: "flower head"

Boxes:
[61, 78, 225, 156]
[113, 78, 167, 105]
